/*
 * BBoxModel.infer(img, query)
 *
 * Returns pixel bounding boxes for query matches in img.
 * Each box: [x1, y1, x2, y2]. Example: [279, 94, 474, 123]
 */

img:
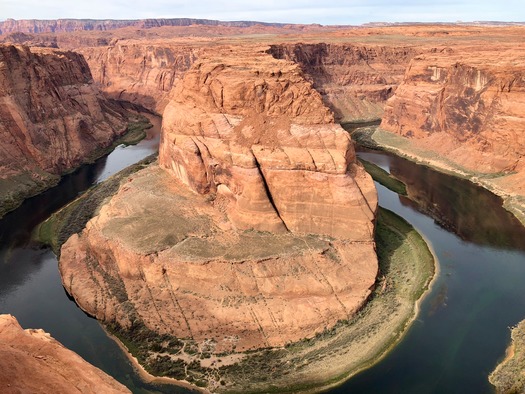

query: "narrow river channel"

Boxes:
[337, 148, 525, 394]
[1, 122, 525, 393]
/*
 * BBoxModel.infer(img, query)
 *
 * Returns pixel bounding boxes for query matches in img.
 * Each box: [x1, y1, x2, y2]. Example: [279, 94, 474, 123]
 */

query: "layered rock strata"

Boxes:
[268, 43, 418, 123]
[0, 314, 130, 393]
[380, 49, 525, 198]
[59, 47, 378, 356]
[0, 18, 288, 35]
[0, 44, 128, 216]
[160, 47, 377, 239]
[79, 43, 197, 113]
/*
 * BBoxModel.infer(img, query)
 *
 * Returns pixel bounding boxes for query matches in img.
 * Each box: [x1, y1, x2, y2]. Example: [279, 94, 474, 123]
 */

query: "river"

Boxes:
[1, 124, 525, 393]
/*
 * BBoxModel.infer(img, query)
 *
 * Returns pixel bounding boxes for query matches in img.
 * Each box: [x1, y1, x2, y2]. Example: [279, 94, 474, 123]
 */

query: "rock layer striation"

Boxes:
[268, 43, 417, 122]
[160, 47, 377, 239]
[379, 48, 525, 209]
[0, 44, 128, 216]
[60, 47, 378, 356]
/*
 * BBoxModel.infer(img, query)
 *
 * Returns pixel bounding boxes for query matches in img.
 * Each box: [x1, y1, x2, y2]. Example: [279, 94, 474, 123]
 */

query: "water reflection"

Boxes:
[359, 147, 525, 251]
[337, 147, 525, 394]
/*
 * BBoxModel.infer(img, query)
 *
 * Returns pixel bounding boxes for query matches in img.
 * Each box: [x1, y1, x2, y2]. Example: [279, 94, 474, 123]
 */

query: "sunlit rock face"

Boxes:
[60, 46, 378, 355]
[267, 43, 417, 123]
[381, 51, 525, 176]
[160, 46, 377, 240]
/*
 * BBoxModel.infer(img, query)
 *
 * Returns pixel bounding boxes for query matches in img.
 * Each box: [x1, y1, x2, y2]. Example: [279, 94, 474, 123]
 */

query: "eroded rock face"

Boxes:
[381, 51, 525, 176]
[79, 44, 198, 113]
[60, 165, 378, 353]
[0, 44, 128, 216]
[160, 47, 376, 240]
[0, 18, 287, 35]
[268, 43, 418, 122]
[0, 314, 130, 393]
[59, 47, 378, 356]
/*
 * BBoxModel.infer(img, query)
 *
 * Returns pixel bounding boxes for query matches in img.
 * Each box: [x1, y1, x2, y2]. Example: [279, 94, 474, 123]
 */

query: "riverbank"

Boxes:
[358, 158, 407, 196]
[350, 126, 525, 227]
[489, 320, 525, 394]
[0, 114, 153, 221]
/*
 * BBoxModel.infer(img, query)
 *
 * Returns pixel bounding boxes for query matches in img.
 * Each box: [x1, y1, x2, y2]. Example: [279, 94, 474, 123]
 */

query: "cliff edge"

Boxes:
[0, 314, 130, 393]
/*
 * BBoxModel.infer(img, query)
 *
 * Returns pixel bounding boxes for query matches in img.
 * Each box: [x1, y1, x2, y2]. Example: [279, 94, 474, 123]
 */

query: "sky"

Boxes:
[2, 0, 524, 25]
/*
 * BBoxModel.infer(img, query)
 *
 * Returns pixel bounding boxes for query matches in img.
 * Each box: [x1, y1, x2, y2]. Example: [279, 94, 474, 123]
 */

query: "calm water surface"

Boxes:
[335, 148, 525, 394]
[1, 130, 525, 393]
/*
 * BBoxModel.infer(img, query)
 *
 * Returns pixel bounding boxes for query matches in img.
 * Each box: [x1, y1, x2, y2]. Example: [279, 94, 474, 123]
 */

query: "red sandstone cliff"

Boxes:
[0, 45, 128, 216]
[59, 47, 378, 362]
[268, 43, 418, 122]
[0, 314, 130, 393]
[78, 43, 197, 113]
[0, 18, 288, 35]
[160, 46, 376, 239]
[380, 48, 525, 199]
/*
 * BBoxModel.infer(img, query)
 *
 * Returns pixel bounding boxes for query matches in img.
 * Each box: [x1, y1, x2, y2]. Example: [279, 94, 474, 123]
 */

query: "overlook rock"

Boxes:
[160, 47, 377, 239]
[60, 47, 378, 357]
[0, 314, 130, 394]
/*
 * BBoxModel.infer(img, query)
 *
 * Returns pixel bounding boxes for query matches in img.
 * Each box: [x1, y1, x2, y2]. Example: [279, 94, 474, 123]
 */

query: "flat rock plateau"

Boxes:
[2, 19, 525, 393]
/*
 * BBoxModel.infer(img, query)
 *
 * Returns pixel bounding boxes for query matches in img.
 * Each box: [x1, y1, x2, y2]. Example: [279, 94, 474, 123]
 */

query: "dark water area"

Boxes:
[1, 117, 525, 394]
[384, 149, 525, 251]
[0, 115, 196, 394]
[333, 148, 525, 393]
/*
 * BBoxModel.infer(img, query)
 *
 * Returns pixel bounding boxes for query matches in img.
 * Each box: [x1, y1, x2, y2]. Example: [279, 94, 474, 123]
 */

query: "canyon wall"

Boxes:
[0, 314, 130, 393]
[0, 18, 287, 35]
[76, 41, 417, 122]
[59, 47, 378, 364]
[380, 49, 525, 201]
[78, 43, 197, 113]
[268, 43, 417, 122]
[0, 45, 128, 217]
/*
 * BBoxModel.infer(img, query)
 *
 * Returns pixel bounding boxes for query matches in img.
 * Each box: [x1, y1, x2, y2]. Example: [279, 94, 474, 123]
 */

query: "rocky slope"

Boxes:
[0, 314, 130, 393]
[59, 47, 378, 373]
[268, 43, 417, 123]
[0, 44, 128, 217]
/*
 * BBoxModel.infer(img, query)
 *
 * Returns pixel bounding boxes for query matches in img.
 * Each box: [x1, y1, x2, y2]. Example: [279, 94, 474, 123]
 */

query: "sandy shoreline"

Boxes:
[489, 320, 525, 393]
[103, 327, 211, 393]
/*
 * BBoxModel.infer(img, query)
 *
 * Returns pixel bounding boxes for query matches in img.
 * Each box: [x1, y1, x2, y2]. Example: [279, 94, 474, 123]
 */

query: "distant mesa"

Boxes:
[0, 18, 289, 35]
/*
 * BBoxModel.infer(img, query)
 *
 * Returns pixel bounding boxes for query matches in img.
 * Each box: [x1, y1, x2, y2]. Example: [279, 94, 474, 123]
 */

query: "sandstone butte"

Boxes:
[59, 46, 378, 355]
[0, 44, 129, 217]
[0, 314, 130, 393]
